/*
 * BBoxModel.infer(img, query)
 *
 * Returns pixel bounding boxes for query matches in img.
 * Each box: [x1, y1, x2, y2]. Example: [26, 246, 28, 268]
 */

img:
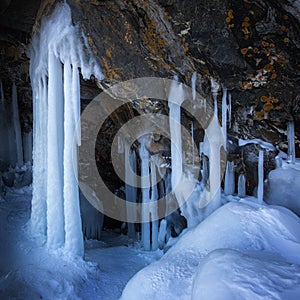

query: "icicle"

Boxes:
[191, 121, 194, 166]
[46, 51, 65, 249]
[228, 93, 232, 128]
[237, 173, 246, 198]
[139, 137, 151, 251]
[158, 219, 167, 249]
[168, 77, 184, 191]
[287, 120, 296, 164]
[257, 150, 264, 203]
[31, 76, 48, 239]
[221, 86, 227, 150]
[224, 161, 235, 195]
[125, 144, 137, 240]
[12, 82, 24, 167]
[72, 64, 81, 146]
[191, 71, 197, 101]
[63, 63, 83, 256]
[150, 159, 158, 251]
[211, 78, 219, 118]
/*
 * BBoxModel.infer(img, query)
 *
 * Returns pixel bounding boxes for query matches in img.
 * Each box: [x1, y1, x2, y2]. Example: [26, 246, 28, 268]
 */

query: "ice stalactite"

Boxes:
[46, 51, 65, 249]
[228, 93, 232, 128]
[168, 77, 184, 193]
[257, 150, 264, 203]
[139, 137, 151, 251]
[125, 143, 137, 240]
[238, 173, 246, 198]
[211, 78, 220, 118]
[29, 2, 103, 256]
[150, 159, 158, 251]
[287, 120, 296, 164]
[224, 161, 235, 196]
[12, 82, 23, 167]
[221, 86, 227, 150]
[191, 71, 197, 101]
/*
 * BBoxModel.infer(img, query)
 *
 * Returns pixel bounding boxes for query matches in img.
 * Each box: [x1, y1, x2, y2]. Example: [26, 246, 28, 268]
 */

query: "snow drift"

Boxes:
[121, 200, 300, 299]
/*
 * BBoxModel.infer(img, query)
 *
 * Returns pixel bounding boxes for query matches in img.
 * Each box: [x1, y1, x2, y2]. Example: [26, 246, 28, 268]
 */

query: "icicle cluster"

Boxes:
[29, 2, 103, 256]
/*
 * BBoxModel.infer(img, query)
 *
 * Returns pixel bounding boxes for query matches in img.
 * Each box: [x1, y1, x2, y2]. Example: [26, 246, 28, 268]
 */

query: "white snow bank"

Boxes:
[265, 163, 300, 215]
[121, 201, 300, 300]
[192, 249, 300, 300]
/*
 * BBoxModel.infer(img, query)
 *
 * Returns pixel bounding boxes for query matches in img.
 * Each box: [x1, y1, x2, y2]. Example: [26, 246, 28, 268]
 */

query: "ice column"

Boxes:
[150, 159, 158, 251]
[191, 71, 197, 101]
[224, 161, 235, 195]
[63, 62, 83, 256]
[168, 77, 184, 192]
[12, 82, 23, 167]
[23, 131, 33, 163]
[257, 150, 264, 203]
[221, 86, 227, 150]
[211, 78, 220, 118]
[30, 76, 48, 239]
[238, 173, 246, 198]
[46, 51, 65, 249]
[139, 138, 151, 251]
[29, 2, 104, 255]
[287, 120, 296, 164]
[125, 143, 137, 240]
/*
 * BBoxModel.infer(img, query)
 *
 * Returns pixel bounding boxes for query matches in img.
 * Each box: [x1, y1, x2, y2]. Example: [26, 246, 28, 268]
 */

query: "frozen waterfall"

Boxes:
[29, 2, 103, 256]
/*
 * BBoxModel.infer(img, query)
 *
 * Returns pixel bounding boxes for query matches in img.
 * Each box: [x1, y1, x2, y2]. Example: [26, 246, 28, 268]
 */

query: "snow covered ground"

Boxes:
[0, 188, 162, 299]
[121, 199, 300, 300]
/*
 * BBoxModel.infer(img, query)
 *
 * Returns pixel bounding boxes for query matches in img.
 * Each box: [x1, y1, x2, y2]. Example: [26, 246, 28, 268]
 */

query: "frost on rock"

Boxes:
[29, 2, 103, 256]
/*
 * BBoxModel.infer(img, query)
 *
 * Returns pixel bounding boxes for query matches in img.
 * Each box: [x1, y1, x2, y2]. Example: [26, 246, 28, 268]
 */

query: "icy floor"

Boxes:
[0, 188, 162, 300]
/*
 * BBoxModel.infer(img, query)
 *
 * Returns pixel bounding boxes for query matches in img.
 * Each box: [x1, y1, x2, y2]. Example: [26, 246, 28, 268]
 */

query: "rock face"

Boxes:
[0, 0, 299, 193]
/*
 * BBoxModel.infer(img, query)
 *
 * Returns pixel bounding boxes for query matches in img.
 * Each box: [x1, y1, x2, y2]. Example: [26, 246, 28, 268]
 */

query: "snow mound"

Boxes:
[192, 249, 300, 300]
[121, 201, 300, 300]
[265, 165, 300, 215]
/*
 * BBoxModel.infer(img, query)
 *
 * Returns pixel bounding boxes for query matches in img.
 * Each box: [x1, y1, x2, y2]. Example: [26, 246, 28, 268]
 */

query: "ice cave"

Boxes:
[1, 0, 300, 299]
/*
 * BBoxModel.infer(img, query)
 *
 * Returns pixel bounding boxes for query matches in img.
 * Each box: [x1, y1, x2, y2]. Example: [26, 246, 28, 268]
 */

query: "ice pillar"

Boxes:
[257, 150, 264, 203]
[287, 120, 296, 164]
[224, 161, 235, 195]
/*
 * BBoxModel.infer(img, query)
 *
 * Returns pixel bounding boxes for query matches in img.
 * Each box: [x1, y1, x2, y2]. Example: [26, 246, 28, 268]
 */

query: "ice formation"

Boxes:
[29, 2, 103, 256]
[257, 150, 264, 203]
[287, 120, 296, 164]
[168, 77, 184, 192]
[125, 143, 137, 240]
[221, 85, 227, 150]
[237, 173, 246, 198]
[224, 161, 235, 195]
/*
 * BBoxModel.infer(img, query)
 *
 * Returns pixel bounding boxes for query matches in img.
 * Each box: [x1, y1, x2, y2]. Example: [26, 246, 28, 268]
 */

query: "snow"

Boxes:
[265, 162, 300, 215]
[121, 200, 300, 300]
[0, 189, 162, 300]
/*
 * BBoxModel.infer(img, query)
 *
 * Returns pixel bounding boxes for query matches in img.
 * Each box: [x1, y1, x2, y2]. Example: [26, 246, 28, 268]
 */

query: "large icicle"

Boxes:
[125, 143, 137, 240]
[168, 77, 184, 192]
[221, 86, 227, 150]
[46, 51, 65, 249]
[139, 137, 151, 251]
[150, 159, 158, 251]
[29, 2, 103, 255]
[30, 76, 48, 239]
[11, 82, 23, 167]
[63, 62, 83, 256]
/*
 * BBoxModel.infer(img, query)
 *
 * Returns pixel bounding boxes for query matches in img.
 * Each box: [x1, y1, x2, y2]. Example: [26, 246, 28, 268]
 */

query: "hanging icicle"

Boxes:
[29, 2, 103, 256]
[238, 173, 246, 198]
[257, 150, 264, 203]
[139, 136, 151, 251]
[224, 161, 235, 196]
[221, 85, 227, 151]
[287, 120, 296, 164]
